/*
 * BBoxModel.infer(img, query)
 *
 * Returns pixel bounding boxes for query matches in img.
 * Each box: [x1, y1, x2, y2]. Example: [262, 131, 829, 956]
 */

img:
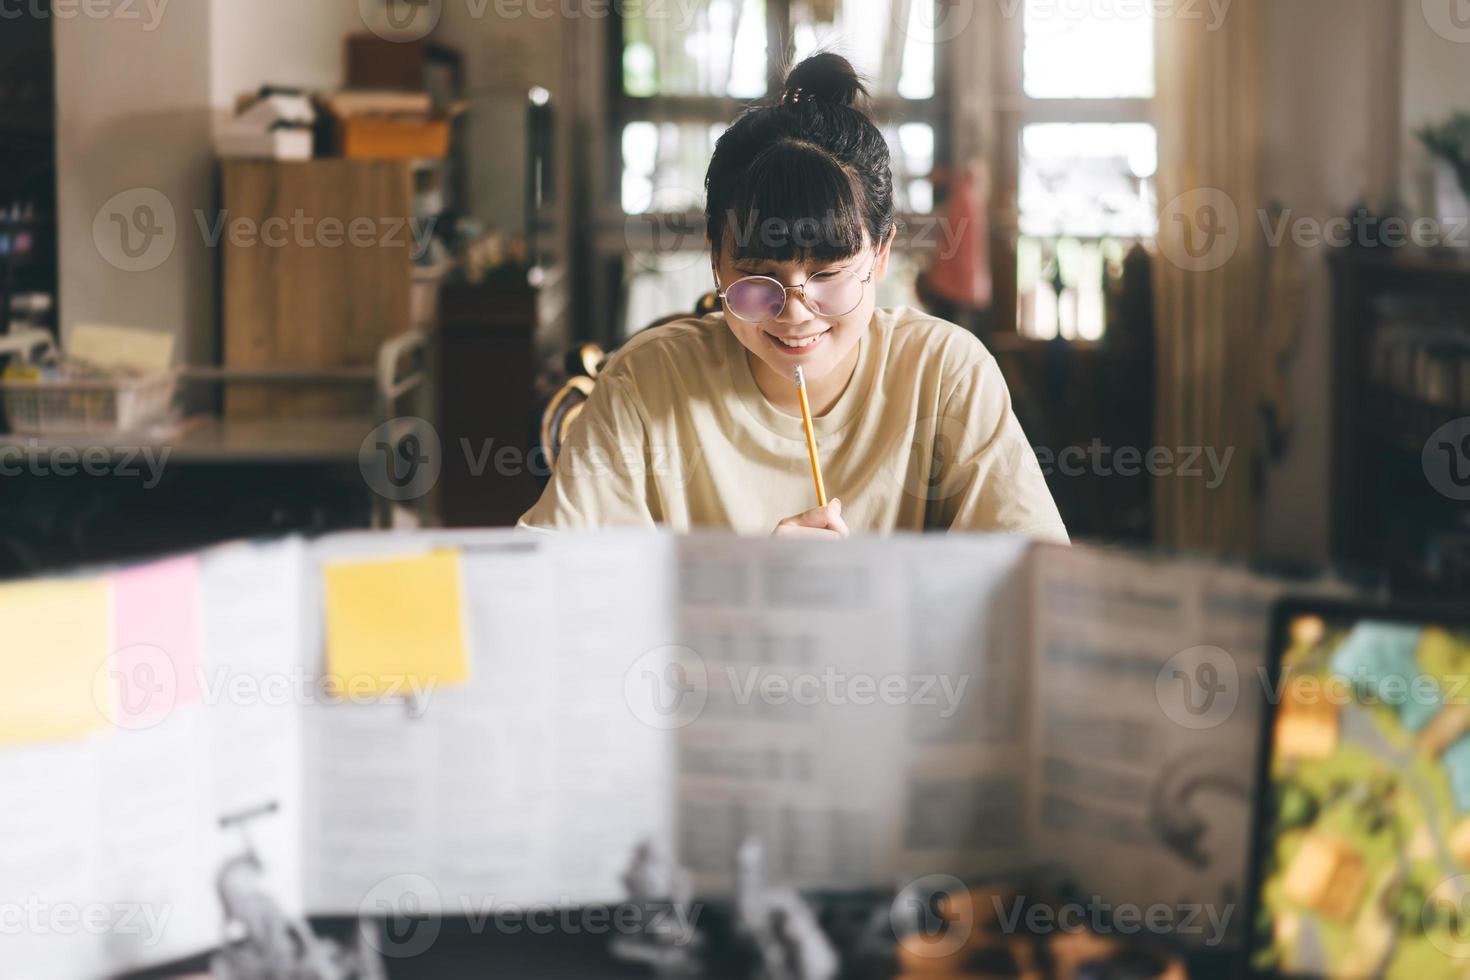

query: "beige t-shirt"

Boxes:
[519, 307, 1068, 541]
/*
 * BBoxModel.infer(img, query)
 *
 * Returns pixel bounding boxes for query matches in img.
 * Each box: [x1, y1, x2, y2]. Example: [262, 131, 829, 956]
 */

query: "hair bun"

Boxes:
[780, 53, 866, 108]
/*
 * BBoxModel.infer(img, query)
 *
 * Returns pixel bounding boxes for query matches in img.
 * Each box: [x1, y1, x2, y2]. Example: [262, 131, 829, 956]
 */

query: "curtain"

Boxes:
[1151, 0, 1266, 554]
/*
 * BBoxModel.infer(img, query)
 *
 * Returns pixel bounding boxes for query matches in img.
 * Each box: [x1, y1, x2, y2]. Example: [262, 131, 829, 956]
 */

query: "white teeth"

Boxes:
[772, 332, 823, 348]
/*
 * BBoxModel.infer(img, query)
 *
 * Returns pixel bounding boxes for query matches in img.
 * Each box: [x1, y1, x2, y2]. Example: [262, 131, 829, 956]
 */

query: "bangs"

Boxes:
[720, 139, 867, 264]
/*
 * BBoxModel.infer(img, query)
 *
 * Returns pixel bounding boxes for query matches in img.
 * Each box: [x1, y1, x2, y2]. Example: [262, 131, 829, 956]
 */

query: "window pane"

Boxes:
[623, 0, 767, 98]
[622, 122, 722, 214]
[623, 120, 938, 216]
[1023, 0, 1154, 99]
[1017, 236, 1125, 341]
[625, 253, 713, 336]
[1018, 123, 1156, 239]
[883, 122, 935, 214]
[791, 0, 935, 99]
[875, 249, 923, 309]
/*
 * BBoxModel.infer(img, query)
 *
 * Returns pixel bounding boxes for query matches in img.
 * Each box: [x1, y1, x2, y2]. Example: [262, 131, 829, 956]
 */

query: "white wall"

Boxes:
[56, 2, 372, 367]
[210, 1, 363, 117]
[1255, 1, 1470, 565]
[1254, 0, 1404, 565]
[431, 8, 564, 234]
[54, 3, 215, 364]
[55, 0, 557, 363]
[1400, 2, 1470, 213]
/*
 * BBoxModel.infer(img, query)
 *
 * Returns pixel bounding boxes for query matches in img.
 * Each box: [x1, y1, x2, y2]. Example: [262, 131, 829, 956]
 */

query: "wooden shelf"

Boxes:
[1327, 247, 1470, 273]
[1330, 254, 1470, 597]
[1358, 385, 1469, 451]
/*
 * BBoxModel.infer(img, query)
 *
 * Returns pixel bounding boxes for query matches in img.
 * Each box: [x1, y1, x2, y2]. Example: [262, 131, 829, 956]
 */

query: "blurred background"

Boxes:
[0, 0, 1468, 598]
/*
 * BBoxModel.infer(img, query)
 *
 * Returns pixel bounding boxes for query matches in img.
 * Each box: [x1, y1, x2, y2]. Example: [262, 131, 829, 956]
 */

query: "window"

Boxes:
[608, 0, 951, 339]
[1003, 1, 1158, 340]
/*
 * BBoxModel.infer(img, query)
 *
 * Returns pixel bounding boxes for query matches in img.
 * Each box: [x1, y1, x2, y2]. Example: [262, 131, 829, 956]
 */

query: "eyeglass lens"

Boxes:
[723, 270, 864, 322]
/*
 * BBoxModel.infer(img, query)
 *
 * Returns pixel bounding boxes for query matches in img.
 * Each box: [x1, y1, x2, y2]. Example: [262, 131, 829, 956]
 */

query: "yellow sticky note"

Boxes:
[322, 551, 470, 696]
[0, 577, 112, 747]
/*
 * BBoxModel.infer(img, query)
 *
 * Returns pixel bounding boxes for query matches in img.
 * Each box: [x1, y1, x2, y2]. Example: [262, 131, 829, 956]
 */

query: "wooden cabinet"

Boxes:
[220, 160, 415, 418]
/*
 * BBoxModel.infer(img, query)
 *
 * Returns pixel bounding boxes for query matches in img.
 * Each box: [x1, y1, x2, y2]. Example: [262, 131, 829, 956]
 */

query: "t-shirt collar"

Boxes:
[720, 311, 879, 441]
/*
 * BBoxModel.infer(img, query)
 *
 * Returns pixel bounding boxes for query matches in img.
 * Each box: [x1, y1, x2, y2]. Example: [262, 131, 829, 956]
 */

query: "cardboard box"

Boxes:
[335, 116, 450, 159]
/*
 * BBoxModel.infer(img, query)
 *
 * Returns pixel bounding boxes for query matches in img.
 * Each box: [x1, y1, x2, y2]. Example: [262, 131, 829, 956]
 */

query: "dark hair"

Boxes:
[705, 53, 895, 264]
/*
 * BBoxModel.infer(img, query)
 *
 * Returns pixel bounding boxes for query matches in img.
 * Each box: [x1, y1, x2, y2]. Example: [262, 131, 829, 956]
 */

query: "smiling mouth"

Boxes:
[763, 328, 830, 353]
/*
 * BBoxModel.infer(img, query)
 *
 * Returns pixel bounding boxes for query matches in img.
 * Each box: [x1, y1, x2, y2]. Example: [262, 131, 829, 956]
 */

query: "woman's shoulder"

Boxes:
[600, 314, 729, 382]
[875, 306, 996, 375]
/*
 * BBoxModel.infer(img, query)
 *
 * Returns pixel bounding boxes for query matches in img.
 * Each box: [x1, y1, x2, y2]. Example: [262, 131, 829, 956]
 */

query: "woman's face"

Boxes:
[713, 233, 891, 385]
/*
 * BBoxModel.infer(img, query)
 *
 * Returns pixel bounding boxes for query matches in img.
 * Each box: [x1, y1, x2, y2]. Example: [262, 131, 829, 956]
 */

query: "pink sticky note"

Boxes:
[109, 556, 204, 727]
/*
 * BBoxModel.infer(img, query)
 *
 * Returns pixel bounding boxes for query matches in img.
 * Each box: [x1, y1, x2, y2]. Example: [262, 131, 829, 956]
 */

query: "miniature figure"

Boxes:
[213, 804, 384, 980]
[732, 838, 839, 980]
[610, 839, 704, 975]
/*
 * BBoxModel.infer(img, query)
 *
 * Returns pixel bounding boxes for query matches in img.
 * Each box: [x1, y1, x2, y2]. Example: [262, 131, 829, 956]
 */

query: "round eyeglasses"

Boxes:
[715, 261, 874, 323]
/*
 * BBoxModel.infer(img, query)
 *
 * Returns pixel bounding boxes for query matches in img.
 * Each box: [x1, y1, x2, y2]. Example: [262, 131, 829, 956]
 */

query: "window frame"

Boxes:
[593, 0, 956, 344]
[989, 6, 1156, 340]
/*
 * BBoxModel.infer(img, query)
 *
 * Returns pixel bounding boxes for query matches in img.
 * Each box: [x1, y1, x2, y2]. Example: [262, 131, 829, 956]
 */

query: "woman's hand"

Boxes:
[771, 498, 849, 540]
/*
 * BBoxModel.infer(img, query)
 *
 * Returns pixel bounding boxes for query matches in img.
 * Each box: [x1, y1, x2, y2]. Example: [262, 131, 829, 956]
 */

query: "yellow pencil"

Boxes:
[793, 366, 828, 508]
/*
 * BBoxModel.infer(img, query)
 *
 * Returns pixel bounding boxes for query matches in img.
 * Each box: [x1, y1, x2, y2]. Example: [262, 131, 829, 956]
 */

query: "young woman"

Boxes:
[521, 53, 1067, 543]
